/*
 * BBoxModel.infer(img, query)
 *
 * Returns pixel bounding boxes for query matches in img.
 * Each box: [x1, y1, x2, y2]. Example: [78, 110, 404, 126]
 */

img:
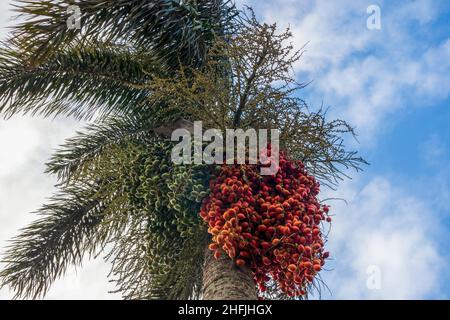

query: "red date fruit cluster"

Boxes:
[199, 153, 331, 297]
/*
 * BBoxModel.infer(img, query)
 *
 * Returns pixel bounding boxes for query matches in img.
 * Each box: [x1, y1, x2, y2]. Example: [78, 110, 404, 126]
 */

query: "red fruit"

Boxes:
[237, 213, 246, 220]
[272, 238, 281, 246]
[257, 225, 267, 232]
[209, 243, 218, 250]
[287, 264, 297, 272]
[199, 153, 329, 298]
[262, 257, 271, 266]
[242, 232, 253, 240]
[236, 259, 246, 267]
[210, 228, 220, 235]
[215, 220, 224, 227]
[282, 227, 290, 236]
[313, 259, 322, 265]
[261, 242, 271, 250]
[240, 251, 250, 258]
[208, 210, 216, 218]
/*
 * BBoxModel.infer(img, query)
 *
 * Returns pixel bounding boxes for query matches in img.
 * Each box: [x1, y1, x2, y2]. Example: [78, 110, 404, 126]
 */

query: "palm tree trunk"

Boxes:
[202, 248, 258, 300]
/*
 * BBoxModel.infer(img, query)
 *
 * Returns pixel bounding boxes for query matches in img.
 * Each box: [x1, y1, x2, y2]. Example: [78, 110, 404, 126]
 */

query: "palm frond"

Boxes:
[11, 0, 237, 67]
[108, 217, 207, 300]
[0, 182, 110, 299]
[0, 43, 158, 119]
[45, 114, 163, 182]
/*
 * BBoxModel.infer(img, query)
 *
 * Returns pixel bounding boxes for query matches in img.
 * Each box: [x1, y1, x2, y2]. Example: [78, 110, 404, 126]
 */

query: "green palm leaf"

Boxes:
[0, 43, 159, 119]
[12, 0, 237, 67]
[45, 113, 164, 182]
[0, 182, 110, 299]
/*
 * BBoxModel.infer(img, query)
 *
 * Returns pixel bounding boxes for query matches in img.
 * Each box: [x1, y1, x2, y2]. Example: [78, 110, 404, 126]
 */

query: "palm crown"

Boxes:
[0, 0, 366, 300]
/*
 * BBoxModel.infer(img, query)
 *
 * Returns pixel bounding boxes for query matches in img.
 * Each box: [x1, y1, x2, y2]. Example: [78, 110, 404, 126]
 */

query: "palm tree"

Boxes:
[0, 0, 366, 300]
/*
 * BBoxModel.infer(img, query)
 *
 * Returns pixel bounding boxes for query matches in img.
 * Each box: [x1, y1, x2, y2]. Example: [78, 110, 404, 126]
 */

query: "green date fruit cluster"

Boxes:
[111, 137, 211, 282]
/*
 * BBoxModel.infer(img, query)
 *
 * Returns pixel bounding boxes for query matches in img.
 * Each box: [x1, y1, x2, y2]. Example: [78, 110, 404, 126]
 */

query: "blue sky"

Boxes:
[1, 0, 450, 299]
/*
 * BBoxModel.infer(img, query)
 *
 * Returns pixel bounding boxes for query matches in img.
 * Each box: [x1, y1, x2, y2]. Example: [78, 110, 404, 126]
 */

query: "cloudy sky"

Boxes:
[1, 0, 450, 299]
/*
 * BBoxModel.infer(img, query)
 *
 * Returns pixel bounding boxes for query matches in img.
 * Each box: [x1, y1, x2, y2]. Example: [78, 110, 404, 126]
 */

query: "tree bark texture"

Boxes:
[201, 248, 258, 300]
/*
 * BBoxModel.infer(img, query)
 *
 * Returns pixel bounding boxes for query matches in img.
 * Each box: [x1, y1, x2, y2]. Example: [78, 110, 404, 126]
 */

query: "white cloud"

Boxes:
[0, 116, 119, 300]
[321, 177, 444, 299]
[420, 38, 450, 99]
[0, 120, 40, 177]
[237, 0, 450, 142]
